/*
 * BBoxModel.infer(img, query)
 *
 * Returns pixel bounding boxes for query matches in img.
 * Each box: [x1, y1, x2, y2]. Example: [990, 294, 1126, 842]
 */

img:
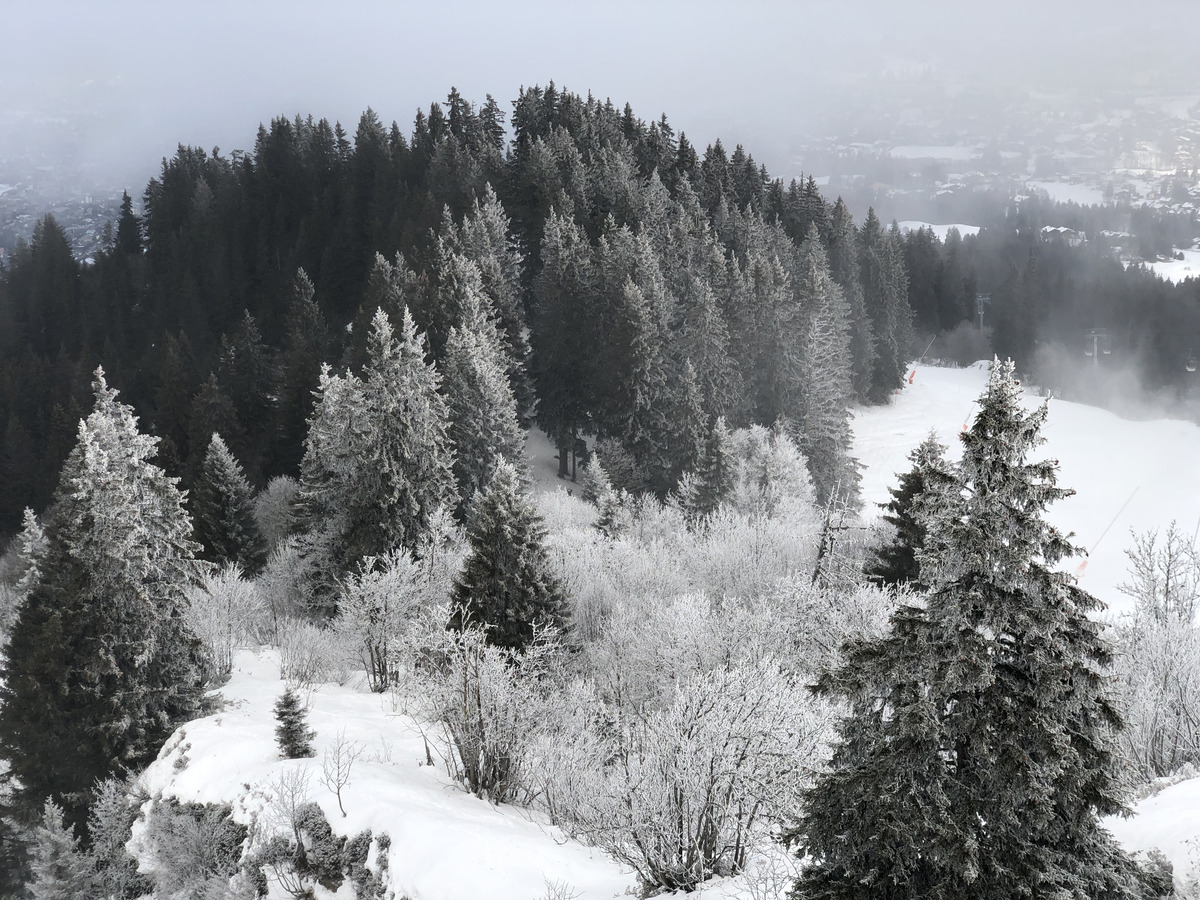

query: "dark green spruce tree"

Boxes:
[790, 359, 1141, 900]
[273, 687, 316, 759]
[448, 460, 568, 651]
[190, 432, 268, 574]
[0, 370, 208, 831]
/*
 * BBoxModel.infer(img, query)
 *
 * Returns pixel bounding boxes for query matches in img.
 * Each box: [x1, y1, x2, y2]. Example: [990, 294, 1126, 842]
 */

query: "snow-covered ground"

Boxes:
[896, 220, 981, 241]
[1140, 247, 1200, 284]
[852, 362, 1200, 620]
[137, 648, 636, 900]
[1027, 179, 1108, 206]
[1108, 779, 1200, 878]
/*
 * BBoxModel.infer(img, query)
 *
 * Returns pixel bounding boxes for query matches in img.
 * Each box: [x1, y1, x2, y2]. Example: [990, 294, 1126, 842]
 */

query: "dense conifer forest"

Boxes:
[1, 84, 1197, 538]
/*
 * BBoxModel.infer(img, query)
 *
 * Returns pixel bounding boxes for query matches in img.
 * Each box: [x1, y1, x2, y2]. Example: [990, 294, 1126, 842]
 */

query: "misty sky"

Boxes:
[2, 0, 1194, 190]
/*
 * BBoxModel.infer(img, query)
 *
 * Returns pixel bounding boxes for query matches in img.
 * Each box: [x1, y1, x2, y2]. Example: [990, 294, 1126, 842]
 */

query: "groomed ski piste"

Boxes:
[132, 361, 1200, 897]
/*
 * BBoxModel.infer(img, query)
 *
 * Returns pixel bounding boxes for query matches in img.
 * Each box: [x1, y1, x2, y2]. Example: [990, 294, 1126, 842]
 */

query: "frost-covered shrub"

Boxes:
[187, 563, 268, 678]
[334, 552, 424, 692]
[253, 475, 299, 551]
[726, 424, 816, 519]
[773, 577, 900, 677]
[258, 538, 315, 637]
[581, 593, 788, 714]
[538, 658, 830, 894]
[277, 618, 345, 686]
[334, 532, 462, 692]
[1113, 524, 1200, 780]
[423, 627, 558, 804]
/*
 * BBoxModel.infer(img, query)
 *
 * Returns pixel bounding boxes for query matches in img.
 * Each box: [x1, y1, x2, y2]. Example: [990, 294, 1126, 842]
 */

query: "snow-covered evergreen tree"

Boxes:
[790, 359, 1140, 899]
[27, 801, 93, 900]
[677, 415, 735, 525]
[859, 211, 913, 403]
[791, 224, 861, 510]
[293, 308, 456, 605]
[0, 370, 208, 829]
[274, 687, 316, 759]
[190, 432, 267, 573]
[441, 187, 535, 419]
[448, 460, 568, 651]
[865, 430, 953, 588]
[442, 286, 525, 512]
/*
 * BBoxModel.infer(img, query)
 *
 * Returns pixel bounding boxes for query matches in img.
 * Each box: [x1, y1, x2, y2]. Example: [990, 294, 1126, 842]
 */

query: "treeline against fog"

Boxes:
[0, 83, 1198, 536]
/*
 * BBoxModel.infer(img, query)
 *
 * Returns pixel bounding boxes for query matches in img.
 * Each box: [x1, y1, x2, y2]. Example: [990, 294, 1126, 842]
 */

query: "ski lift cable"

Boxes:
[1076, 487, 1139, 578]
[1089, 487, 1140, 556]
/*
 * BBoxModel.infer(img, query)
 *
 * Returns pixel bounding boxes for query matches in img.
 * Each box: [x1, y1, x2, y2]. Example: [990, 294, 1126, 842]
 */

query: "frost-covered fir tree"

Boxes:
[677, 415, 735, 525]
[440, 187, 535, 420]
[790, 359, 1140, 899]
[293, 308, 456, 606]
[27, 801, 93, 900]
[190, 432, 267, 573]
[448, 460, 568, 651]
[0, 370, 208, 829]
[792, 224, 861, 510]
[442, 285, 525, 512]
[865, 430, 953, 588]
[859, 210, 913, 403]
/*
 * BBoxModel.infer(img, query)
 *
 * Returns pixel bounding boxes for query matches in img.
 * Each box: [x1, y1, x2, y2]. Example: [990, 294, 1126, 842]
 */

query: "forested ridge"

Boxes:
[2, 83, 1197, 538]
[0, 84, 1199, 898]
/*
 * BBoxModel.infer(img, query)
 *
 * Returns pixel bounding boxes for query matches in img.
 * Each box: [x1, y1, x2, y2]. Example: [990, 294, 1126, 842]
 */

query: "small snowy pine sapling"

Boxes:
[273, 687, 316, 759]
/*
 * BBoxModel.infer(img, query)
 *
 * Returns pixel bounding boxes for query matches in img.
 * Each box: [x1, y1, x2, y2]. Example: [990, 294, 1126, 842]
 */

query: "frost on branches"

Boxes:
[0, 369, 208, 828]
[791, 358, 1143, 899]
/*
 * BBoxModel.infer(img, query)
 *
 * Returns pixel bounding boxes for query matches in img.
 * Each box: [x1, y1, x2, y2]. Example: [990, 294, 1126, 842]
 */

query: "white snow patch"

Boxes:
[896, 221, 980, 241]
[1027, 180, 1108, 206]
[1137, 248, 1200, 284]
[1106, 776, 1200, 880]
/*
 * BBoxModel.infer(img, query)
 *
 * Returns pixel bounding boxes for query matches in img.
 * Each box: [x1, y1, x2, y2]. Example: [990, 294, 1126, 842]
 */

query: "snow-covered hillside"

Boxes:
[135, 648, 637, 900]
[131, 364, 1200, 897]
[853, 361, 1200, 619]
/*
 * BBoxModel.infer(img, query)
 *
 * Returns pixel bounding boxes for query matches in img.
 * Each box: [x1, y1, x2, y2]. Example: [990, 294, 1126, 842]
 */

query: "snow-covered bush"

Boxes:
[277, 618, 346, 686]
[1114, 524, 1200, 780]
[726, 424, 816, 520]
[423, 627, 558, 804]
[187, 563, 268, 678]
[334, 551, 428, 692]
[243, 773, 388, 900]
[772, 577, 900, 677]
[582, 592, 790, 714]
[543, 481, 821, 646]
[258, 538, 315, 637]
[538, 658, 830, 894]
[253, 475, 299, 551]
[136, 799, 248, 897]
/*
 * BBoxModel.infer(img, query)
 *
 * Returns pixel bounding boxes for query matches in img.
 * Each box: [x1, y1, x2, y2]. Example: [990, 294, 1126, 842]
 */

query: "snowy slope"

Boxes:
[852, 361, 1200, 618]
[1107, 779, 1200, 879]
[135, 648, 634, 900]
